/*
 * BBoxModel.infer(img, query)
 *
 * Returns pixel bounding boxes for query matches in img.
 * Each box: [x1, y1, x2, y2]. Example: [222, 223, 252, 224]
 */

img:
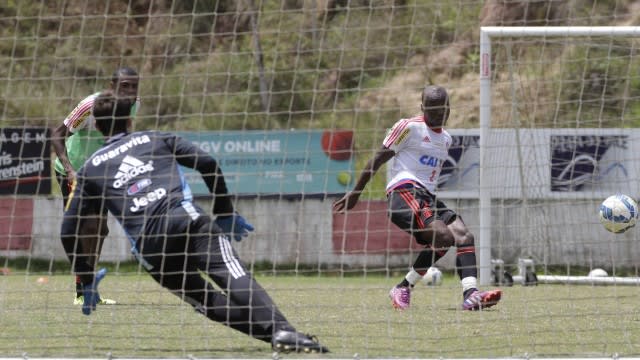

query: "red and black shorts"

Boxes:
[387, 185, 457, 235]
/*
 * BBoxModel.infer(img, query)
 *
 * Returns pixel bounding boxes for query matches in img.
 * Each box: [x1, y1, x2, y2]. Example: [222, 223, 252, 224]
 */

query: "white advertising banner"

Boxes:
[389, 128, 638, 199]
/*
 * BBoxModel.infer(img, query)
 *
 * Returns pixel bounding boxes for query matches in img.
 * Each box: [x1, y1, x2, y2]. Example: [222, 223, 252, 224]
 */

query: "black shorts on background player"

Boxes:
[388, 186, 457, 236]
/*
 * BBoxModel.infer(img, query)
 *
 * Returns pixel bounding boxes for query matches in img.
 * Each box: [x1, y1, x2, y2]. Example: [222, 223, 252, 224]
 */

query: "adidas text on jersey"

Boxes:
[113, 155, 154, 189]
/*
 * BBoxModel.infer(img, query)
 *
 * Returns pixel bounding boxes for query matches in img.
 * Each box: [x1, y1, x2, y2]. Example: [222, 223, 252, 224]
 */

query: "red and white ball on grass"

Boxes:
[598, 194, 639, 234]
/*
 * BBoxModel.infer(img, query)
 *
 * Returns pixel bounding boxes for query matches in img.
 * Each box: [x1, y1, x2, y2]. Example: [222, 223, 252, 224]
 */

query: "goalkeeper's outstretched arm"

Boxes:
[162, 133, 255, 241]
[164, 133, 234, 216]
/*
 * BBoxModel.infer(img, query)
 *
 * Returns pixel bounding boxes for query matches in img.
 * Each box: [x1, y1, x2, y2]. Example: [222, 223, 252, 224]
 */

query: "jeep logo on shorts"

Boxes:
[130, 188, 167, 213]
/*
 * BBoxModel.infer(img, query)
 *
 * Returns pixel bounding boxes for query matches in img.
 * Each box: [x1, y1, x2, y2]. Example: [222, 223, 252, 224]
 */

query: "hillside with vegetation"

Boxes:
[2, 0, 640, 194]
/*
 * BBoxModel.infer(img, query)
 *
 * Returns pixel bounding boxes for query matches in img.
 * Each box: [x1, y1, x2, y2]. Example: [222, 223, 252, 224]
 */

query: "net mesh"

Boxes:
[1, 1, 640, 358]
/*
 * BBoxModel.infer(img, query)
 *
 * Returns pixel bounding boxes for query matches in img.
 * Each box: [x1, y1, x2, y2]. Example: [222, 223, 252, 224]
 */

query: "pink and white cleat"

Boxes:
[462, 289, 502, 311]
[389, 286, 411, 310]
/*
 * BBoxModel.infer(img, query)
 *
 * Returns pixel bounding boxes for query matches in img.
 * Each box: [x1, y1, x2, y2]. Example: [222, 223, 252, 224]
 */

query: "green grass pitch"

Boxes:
[1, 273, 639, 358]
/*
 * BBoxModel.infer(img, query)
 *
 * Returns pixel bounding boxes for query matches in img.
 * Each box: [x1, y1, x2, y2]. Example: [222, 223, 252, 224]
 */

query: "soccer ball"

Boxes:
[588, 268, 608, 277]
[421, 267, 443, 286]
[598, 194, 639, 234]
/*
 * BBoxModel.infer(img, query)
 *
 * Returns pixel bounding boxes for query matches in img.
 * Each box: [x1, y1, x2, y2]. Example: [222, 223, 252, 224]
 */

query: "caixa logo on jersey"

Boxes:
[112, 155, 154, 189]
[419, 155, 442, 167]
[130, 187, 167, 213]
[551, 135, 628, 192]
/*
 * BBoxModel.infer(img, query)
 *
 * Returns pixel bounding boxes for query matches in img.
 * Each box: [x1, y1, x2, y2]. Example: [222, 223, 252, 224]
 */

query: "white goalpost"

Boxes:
[479, 26, 640, 285]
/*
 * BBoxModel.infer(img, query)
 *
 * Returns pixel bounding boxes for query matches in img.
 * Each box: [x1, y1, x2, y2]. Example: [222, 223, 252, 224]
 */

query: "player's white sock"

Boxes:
[461, 276, 478, 293]
[405, 269, 423, 286]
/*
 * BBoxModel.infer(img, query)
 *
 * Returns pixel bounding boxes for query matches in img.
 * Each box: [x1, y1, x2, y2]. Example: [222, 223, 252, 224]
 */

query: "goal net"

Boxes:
[1, 1, 640, 359]
[478, 26, 640, 285]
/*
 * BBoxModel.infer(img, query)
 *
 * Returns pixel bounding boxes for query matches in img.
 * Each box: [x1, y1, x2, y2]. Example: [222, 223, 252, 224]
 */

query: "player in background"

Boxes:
[52, 67, 140, 305]
[60, 91, 329, 354]
[333, 85, 502, 311]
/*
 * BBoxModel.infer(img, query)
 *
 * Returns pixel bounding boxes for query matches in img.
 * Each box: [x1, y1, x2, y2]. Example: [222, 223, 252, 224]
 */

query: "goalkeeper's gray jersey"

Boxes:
[61, 130, 234, 243]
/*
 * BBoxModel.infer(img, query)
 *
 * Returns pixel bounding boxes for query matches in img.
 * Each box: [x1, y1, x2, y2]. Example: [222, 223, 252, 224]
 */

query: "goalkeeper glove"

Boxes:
[215, 212, 255, 241]
[82, 268, 107, 316]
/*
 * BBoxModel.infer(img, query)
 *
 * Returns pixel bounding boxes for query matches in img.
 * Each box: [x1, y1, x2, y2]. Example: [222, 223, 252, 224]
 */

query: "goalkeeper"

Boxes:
[52, 67, 140, 306]
[333, 85, 502, 311]
[60, 90, 328, 354]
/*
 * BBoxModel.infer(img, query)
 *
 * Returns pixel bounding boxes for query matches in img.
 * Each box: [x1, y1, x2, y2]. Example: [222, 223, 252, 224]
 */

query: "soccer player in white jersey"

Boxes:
[333, 85, 502, 311]
[52, 67, 140, 306]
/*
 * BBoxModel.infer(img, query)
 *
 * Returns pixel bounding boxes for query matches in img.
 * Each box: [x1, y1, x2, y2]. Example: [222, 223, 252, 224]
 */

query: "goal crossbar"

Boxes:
[478, 26, 640, 285]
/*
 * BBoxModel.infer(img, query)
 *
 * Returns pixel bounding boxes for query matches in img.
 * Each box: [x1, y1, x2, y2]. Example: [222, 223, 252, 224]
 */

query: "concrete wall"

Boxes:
[24, 197, 341, 265]
[6, 196, 640, 270]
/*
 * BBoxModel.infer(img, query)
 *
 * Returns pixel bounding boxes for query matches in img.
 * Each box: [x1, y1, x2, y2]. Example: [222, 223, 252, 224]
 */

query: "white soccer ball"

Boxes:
[598, 194, 639, 234]
[421, 267, 443, 286]
[588, 268, 608, 277]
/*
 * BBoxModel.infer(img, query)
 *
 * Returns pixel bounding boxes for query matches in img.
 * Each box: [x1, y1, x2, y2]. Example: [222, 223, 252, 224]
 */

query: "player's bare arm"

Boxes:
[51, 123, 77, 183]
[332, 146, 395, 213]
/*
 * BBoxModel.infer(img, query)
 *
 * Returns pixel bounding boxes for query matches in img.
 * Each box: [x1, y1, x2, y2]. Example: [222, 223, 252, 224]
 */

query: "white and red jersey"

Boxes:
[63, 92, 100, 133]
[54, 93, 140, 175]
[63, 92, 140, 133]
[383, 114, 452, 194]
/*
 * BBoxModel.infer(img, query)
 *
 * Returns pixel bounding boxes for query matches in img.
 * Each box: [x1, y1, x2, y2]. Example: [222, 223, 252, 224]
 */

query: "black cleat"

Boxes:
[271, 330, 330, 354]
